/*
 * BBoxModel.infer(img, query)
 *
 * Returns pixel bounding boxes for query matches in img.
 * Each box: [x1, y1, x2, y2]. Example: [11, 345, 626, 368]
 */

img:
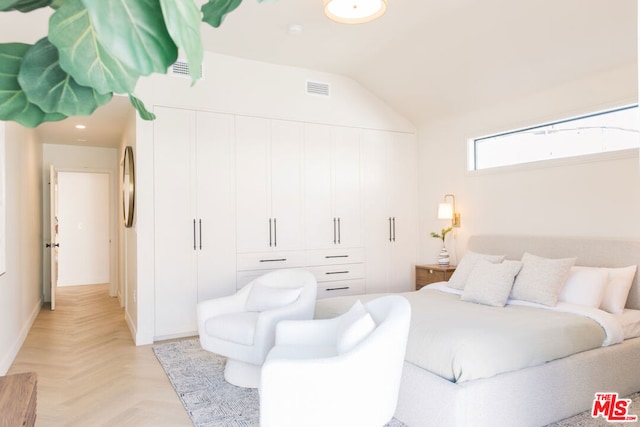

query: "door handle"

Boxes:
[193, 219, 196, 250]
[269, 218, 272, 247]
[333, 217, 337, 244]
[388, 217, 392, 242]
[273, 218, 277, 247]
[199, 219, 202, 250]
[45, 243, 59, 248]
[392, 217, 396, 242]
[337, 217, 341, 244]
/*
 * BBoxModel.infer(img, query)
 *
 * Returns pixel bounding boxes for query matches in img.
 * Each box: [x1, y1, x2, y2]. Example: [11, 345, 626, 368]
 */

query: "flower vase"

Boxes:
[438, 245, 450, 266]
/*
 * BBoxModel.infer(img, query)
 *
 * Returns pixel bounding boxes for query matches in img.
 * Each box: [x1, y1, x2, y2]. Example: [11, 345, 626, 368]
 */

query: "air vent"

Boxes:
[306, 80, 330, 97]
[169, 60, 204, 79]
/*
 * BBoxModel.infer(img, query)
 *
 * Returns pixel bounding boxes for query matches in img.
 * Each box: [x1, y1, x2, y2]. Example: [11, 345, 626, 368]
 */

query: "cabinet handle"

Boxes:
[269, 218, 272, 247]
[326, 286, 349, 291]
[333, 218, 337, 244]
[260, 258, 287, 263]
[193, 219, 196, 250]
[199, 219, 202, 250]
[337, 217, 341, 244]
[325, 255, 349, 259]
[273, 217, 277, 247]
[326, 270, 349, 275]
[388, 217, 392, 242]
[392, 217, 396, 242]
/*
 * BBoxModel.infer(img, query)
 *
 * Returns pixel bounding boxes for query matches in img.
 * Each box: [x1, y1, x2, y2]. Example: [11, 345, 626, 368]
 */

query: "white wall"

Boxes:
[418, 62, 639, 265]
[42, 145, 119, 300]
[57, 172, 110, 286]
[130, 51, 417, 344]
[0, 122, 44, 374]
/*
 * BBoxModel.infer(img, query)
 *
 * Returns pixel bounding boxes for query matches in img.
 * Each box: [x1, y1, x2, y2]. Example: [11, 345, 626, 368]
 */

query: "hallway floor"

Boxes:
[8, 284, 193, 426]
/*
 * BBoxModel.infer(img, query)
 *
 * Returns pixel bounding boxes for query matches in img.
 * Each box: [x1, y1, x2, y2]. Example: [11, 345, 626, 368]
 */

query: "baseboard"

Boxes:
[125, 308, 154, 346]
[0, 298, 41, 375]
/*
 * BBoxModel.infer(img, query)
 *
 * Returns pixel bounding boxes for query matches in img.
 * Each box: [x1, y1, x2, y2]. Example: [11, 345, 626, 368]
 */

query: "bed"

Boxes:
[314, 235, 640, 427]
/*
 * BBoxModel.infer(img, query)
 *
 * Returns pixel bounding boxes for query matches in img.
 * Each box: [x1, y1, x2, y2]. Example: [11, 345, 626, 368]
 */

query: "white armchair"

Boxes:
[260, 295, 411, 427]
[197, 269, 317, 388]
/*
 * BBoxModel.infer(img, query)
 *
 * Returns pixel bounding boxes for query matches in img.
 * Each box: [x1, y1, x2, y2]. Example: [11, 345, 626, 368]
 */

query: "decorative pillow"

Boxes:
[336, 312, 376, 354]
[558, 266, 608, 308]
[511, 252, 576, 306]
[245, 284, 302, 312]
[447, 251, 505, 290]
[600, 265, 637, 314]
[461, 260, 523, 307]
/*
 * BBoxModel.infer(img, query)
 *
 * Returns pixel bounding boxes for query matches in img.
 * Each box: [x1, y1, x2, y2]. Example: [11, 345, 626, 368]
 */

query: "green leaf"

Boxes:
[0, 42, 66, 127]
[17, 37, 112, 116]
[202, 0, 242, 28]
[160, 0, 203, 84]
[0, 0, 19, 11]
[128, 94, 155, 121]
[50, 0, 65, 9]
[81, 0, 178, 76]
[49, 0, 139, 94]
[6, 0, 52, 12]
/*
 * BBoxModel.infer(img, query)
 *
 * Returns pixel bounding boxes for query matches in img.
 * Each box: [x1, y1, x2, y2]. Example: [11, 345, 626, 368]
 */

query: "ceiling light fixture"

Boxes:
[75, 124, 86, 129]
[323, 0, 387, 24]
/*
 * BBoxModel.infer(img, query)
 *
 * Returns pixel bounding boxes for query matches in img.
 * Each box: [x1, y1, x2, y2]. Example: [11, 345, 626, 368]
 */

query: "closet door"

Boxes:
[153, 106, 197, 336]
[235, 116, 271, 252]
[195, 111, 237, 301]
[304, 123, 334, 249]
[332, 127, 362, 248]
[270, 120, 304, 251]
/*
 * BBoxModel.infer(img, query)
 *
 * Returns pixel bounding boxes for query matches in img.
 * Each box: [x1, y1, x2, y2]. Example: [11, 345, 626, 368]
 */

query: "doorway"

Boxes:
[56, 171, 111, 286]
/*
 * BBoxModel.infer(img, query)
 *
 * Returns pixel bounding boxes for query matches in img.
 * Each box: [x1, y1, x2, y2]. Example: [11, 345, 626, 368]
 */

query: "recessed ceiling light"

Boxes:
[75, 124, 86, 129]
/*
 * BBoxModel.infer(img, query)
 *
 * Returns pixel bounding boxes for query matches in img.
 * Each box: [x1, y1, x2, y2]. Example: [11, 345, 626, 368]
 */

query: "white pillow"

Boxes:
[511, 252, 576, 306]
[245, 284, 302, 312]
[558, 266, 609, 308]
[336, 301, 375, 354]
[600, 265, 637, 314]
[336, 312, 376, 354]
[447, 250, 505, 290]
[461, 260, 523, 307]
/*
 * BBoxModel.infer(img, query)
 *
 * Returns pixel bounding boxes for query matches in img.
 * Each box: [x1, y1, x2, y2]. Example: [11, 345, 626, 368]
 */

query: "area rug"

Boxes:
[153, 339, 407, 427]
[154, 339, 639, 427]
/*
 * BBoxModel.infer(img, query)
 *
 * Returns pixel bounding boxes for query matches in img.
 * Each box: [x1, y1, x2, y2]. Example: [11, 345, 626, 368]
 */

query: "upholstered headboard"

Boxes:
[468, 235, 640, 310]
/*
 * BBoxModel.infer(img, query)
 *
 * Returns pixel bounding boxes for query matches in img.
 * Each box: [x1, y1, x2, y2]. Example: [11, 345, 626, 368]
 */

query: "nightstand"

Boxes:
[415, 264, 456, 290]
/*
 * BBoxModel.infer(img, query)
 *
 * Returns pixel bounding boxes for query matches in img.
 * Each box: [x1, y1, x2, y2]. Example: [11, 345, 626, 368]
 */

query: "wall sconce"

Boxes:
[437, 194, 461, 228]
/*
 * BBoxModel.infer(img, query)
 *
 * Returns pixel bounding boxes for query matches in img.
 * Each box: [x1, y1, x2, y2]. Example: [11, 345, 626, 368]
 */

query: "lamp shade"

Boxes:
[324, 0, 387, 24]
[437, 203, 454, 220]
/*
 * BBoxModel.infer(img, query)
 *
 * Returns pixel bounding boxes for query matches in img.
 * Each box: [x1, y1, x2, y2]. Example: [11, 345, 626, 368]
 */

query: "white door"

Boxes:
[304, 123, 334, 249]
[361, 129, 392, 294]
[333, 126, 362, 248]
[235, 116, 271, 252]
[153, 106, 198, 336]
[270, 120, 304, 251]
[49, 165, 59, 310]
[195, 111, 237, 301]
[388, 132, 418, 293]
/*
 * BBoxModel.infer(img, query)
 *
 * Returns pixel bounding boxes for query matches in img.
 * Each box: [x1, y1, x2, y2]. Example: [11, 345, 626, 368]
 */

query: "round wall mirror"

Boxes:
[122, 146, 135, 228]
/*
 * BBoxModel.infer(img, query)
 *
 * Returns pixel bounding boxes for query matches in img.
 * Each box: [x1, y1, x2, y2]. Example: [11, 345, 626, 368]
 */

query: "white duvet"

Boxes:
[315, 284, 624, 383]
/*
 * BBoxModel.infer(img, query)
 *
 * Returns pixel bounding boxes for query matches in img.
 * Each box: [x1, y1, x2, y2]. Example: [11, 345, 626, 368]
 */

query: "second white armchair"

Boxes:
[197, 268, 317, 388]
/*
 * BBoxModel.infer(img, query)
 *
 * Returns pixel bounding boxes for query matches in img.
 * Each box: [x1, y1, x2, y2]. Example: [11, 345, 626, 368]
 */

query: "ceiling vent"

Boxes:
[306, 80, 330, 97]
[169, 59, 204, 80]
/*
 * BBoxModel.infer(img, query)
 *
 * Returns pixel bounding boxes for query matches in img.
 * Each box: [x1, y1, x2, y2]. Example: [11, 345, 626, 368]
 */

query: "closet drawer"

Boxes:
[317, 279, 365, 299]
[237, 251, 306, 272]
[306, 248, 364, 266]
[307, 263, 364, 283]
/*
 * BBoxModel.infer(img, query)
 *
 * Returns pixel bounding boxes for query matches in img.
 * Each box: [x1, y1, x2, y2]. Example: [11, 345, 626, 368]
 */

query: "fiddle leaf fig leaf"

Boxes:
[0, 0, 19, 10]
[0, 42, 66, 127]
[49, 0, 139, 94]
[128, 94, 155, 121]
[160, 0, 203, 84]
[17, 37, 112, 117]
[201, 0, 242, 28]
[81, 0, 178, 76]
[50, 0, 64, 8]
[5, 0, 52, 12]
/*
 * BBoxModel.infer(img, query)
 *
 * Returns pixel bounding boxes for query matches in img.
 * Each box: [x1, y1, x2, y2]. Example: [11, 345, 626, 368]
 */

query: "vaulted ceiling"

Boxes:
[0, 0, 636, 148]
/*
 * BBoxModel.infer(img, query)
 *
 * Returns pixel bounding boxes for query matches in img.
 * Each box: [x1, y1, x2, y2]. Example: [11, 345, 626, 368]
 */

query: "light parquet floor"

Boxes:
[8, 284, 193, 427]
